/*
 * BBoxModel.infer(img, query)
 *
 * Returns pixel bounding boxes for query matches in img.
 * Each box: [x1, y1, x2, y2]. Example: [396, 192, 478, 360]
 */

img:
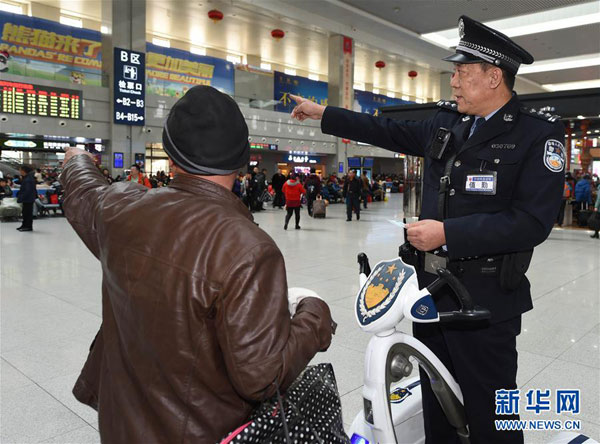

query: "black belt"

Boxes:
[418, 250, 503, 276]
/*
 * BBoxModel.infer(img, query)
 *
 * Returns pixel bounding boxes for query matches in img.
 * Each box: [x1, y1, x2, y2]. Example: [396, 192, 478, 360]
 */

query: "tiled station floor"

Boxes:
[1, 193, 598, 443]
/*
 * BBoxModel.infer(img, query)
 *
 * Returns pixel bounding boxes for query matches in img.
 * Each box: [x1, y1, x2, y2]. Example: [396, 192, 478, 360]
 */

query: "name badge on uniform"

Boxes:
[464, 171, 497, 195]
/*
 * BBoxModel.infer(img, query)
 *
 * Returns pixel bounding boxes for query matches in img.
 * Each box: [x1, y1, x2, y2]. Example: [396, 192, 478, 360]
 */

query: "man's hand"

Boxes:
[290, 94, 325, 121]
[406, 220, 446, 252]
[64, 146, 95, 165]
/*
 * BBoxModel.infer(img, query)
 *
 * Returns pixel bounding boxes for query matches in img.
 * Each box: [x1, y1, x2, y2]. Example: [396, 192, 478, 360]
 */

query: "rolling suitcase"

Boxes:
[312, 197, 326, 218]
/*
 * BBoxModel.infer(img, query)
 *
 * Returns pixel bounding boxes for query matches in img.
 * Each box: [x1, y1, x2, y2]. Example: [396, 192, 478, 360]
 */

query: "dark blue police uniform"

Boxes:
[321, 15, 566, 444]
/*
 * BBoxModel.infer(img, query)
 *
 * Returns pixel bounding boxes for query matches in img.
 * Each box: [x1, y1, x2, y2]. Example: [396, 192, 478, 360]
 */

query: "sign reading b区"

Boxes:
[0, 79, 81, 119]
[113, 47, 145, 125]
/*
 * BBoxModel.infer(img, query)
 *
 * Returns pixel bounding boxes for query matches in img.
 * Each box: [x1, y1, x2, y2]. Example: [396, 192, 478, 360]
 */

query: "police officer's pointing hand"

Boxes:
[290, 94, 325, 121]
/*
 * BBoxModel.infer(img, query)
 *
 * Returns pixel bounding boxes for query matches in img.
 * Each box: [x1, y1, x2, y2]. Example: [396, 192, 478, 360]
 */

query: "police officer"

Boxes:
[291, 16, 565, 444]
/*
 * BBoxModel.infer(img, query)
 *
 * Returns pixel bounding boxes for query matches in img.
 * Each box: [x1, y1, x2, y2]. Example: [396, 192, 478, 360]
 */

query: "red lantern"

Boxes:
[408, 70, 418, 79]
[271, 29, 285, 41]
[375, 60, 386, 69]
[208, 9, 223, 23]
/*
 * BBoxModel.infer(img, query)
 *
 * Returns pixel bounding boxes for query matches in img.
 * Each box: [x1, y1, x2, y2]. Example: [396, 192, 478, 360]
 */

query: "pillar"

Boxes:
[246, 54, 261, 68]
[327, 35, 354, 175]
[439, 72, 453, 101]
[101, 0, 147, 176]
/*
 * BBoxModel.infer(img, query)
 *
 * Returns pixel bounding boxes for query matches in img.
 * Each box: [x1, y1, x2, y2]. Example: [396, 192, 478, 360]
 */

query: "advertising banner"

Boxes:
[354, 90, 412, 116]
[274, 71, 328, 113]
[145, 43, 234, 97]
[0, 11, 102, 85]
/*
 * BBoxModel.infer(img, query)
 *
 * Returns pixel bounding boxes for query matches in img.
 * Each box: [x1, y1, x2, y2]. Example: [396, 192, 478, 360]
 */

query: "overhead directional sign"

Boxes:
[113, 47, 145, 125]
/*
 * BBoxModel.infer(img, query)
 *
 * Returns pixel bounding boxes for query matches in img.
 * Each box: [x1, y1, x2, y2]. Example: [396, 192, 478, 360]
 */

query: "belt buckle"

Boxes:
[424, 253, 448, 275]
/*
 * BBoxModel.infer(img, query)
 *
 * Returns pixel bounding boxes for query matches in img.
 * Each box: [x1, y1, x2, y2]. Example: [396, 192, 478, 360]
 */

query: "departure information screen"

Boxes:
[0, 80, 82, 120]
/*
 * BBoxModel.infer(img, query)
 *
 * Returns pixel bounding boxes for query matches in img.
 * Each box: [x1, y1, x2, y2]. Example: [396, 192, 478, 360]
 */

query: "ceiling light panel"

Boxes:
[543, 79, 600, 91]
[519, 54, 600, 74]
[422, 3, 600, 48]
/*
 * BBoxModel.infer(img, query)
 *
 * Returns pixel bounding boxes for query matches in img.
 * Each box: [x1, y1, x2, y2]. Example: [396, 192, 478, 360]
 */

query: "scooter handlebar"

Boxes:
[427, 267, 491, 323]
[357, 253, 371, 277]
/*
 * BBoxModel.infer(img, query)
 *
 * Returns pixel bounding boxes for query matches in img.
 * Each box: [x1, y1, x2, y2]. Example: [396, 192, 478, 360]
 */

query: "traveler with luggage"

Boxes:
[283, 173, 306, 230]
[575, 174, 592, 226]
[271, 169, 286, 209]
[304, 168, 321, 216]
[360, 171, 370, 209]
[343, 170, 361, 222]
[16, 165, 37, 232]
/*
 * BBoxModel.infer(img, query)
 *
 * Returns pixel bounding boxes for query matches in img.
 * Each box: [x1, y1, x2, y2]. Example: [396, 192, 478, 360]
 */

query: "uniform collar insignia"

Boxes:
[503, 113, 513, 122]
[462, 116, 471, 122]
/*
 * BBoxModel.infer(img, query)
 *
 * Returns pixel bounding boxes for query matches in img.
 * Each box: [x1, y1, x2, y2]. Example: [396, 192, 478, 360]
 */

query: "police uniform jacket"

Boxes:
[322, 94, 565, 322]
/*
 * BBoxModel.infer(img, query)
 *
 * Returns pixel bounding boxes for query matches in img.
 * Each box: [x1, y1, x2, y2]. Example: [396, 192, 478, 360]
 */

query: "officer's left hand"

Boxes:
[406, 220, 446, 251]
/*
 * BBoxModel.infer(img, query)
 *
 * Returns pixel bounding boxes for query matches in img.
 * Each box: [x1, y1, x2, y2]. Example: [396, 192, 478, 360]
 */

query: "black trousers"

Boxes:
[21, 202, 34, 229]
[556, 199, 567, 225]
[273, 189, 285, 208]
[346, 196, 360, 220]
[413, 316, 523, 444]
[285, 207, 300, 227]
[307, 194, 316, 216]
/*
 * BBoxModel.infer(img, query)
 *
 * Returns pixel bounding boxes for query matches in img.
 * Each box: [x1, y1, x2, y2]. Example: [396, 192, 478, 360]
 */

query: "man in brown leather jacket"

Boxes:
[60, 86, 334, 443]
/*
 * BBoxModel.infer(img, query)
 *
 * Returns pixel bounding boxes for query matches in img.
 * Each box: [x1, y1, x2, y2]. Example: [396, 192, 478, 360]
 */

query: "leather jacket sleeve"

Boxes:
[216, 243, 333, 402]
[60, 155, 147, 259]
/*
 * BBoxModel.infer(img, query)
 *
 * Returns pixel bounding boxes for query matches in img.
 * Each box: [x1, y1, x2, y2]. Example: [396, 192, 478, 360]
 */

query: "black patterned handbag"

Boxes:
[219, 364, 350, 444]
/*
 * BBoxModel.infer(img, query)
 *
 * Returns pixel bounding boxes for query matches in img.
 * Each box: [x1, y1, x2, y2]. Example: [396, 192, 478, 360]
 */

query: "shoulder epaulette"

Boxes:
[436, 100, 459, 112]
[521, 107, 561, 123]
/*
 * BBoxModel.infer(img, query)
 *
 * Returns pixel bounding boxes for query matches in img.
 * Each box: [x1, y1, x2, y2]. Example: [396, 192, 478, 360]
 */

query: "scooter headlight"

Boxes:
[350, 433, 370, 444]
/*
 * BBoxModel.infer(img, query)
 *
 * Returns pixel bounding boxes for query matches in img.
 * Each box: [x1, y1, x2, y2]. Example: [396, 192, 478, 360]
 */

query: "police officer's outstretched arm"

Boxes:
[290, 95, 433, 157]
[444, 121, 566, 259]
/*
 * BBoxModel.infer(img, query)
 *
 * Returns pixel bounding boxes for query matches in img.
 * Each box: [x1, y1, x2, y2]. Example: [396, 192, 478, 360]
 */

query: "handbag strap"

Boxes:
[276, 384, 292, 444]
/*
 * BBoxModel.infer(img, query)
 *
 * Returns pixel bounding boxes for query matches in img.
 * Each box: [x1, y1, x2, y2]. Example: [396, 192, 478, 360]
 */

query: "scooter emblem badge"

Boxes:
[357, 258, 413, 324]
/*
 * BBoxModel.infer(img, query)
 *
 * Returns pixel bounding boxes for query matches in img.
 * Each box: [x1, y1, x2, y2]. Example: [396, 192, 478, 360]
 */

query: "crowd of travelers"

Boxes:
[560, 171, 600, 238]
[4, 160, 599, 237]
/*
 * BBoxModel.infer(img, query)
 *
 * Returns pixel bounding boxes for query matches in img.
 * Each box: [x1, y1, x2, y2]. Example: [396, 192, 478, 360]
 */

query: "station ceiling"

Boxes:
[30, 0, 600, 99]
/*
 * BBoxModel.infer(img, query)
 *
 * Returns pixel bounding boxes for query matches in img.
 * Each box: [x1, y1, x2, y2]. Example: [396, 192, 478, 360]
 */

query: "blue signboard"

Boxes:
[113, 152, 124, 168]
[354, 90, 412, 116]
[113, 47, 145, 125]
[348, 157, 361, 168]
[274, 71, 328, 113]
[283, 153, 322, 164]
[145, 43, 234, 97]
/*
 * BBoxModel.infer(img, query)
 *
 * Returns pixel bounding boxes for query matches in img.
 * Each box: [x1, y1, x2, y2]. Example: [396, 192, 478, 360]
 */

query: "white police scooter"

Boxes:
[347, 252, 598, 444]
